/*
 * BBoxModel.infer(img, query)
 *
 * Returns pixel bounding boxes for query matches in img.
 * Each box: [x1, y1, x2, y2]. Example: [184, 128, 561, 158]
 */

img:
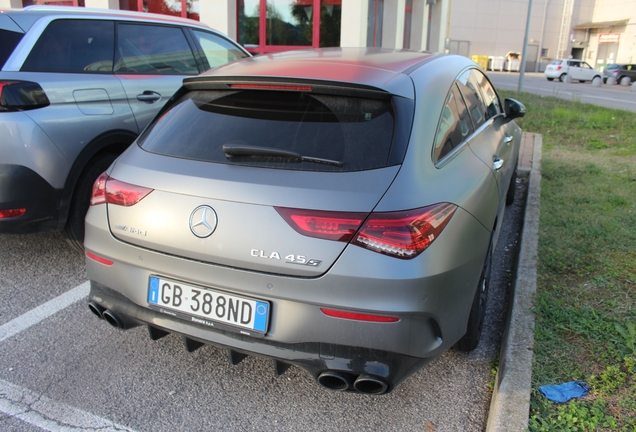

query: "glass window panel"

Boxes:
[115, 24, 197, 74]
[118, 0, 139, 11]
[238, 0, 260, 46]
[367, 0, 383, 47]
[472, 70, 501, 120]
[143, 0, 181, 17]
[433, 85, 468, 162]
[267, 0, 312, 46]
[457, 69, 486, 129]
[320, 0, 341, 47]
[187, 0, 200, 20]
[191, 30, 250, 70]
[22, 20, 114, 73]
[139, 90, 396, 172]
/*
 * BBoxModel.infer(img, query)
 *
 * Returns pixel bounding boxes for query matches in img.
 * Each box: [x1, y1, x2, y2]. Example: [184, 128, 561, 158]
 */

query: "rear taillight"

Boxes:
[0, 80, 50, 112]
[277, 202, 457, 259]
[90, 172, 153, 207]
[353, 203, 457, 259]
[0, 208, 26, 219]
[555, 66, 562, 71]
[275, 207, 366, 242]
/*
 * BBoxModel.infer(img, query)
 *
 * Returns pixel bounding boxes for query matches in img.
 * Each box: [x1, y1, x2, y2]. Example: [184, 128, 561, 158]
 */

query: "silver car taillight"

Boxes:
[0, 80, 49, 112]
[90, 173, 153, 207]
[276, 202, 457, 259]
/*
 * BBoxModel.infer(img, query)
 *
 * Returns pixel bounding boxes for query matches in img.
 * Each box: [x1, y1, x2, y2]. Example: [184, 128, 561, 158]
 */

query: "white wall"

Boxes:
[0, 0, 23, 8]
[341, 0, 369, 46]
[200, 0, 236, 38]
[85, 0, 119, 8]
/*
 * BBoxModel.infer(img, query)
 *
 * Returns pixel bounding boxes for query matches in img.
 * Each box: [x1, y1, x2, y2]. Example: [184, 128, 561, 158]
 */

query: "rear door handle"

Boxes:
[493, 158, 504, 171]
[137, 91, 161, 104]
[504, 135, 513, 144]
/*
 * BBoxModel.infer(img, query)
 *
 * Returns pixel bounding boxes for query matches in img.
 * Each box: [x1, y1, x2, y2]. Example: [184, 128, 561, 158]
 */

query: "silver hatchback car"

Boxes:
[85, 48, 525, 394]
[0, 6, 249, 249]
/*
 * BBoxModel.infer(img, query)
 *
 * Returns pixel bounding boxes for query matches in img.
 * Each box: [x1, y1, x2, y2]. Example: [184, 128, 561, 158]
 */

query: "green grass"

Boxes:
[499, 91, 636, 431]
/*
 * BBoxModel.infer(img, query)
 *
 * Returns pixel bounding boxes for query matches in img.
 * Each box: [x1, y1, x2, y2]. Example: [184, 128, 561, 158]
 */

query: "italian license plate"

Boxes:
[148, 276, 269, 334]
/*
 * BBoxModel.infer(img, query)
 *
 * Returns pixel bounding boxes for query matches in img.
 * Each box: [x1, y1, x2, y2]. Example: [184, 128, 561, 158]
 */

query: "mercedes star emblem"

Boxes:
[189, 205, 218, 238]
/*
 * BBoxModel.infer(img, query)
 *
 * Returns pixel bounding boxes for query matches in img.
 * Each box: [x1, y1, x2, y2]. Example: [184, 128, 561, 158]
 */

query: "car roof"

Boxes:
[1, 5, 211, 33]
[188, 48, 447, 99]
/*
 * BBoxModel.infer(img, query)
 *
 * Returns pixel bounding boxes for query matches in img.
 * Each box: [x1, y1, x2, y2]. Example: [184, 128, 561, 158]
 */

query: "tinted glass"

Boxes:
[0, 29, 23, 69]
[472, 70, 501, 120]
[22, 20, 114, 73]
[115, 24, 197, 74]
[191, 30, 249, 70]
[266, 0, 312, 46]
[139, 90, 395, 172]
[433, 84, 472, 162]
[457, 69, 486, 129]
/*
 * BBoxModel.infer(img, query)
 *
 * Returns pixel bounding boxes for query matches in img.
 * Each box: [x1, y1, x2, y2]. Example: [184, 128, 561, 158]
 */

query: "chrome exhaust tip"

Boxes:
[353, 375, 389, 395]
[102, 310, 124, 329]
[317, 371, 354, 391]
[88, 302, 106, 320]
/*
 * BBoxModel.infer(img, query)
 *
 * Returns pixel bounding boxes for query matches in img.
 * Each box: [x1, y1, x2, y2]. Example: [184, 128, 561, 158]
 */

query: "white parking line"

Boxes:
[0, 378, 136, 432]
[0, 281, 137, 431]
[0, 281, 89, 343]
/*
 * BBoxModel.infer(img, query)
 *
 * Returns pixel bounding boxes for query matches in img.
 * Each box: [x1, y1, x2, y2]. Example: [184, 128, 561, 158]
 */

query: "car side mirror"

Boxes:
[504, 98, 526, 119]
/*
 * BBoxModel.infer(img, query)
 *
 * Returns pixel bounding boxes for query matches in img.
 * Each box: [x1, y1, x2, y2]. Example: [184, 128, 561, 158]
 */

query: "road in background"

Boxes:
[488, 71, 636, 113]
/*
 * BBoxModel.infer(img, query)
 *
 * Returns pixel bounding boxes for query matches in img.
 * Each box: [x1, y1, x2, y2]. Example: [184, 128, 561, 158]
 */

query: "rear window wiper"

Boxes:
[222, 144, 343, 167]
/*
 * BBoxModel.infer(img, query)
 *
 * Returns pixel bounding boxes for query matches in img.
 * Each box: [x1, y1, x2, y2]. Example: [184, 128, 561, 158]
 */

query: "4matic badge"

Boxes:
[250, 249, 322, 267]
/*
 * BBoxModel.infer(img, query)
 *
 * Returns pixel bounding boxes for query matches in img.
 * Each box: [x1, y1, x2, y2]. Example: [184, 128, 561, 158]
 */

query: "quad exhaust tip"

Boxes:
[102, 309, 124, 329]
[317, 371, 388, 394]
[88, 301, 106, 320]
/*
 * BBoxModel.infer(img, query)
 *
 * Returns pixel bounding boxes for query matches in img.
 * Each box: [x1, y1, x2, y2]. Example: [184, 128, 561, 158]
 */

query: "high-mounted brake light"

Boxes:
[0, 208, 26, 219]
[90, 172, 153, 207]
[354, 203, 457, 259]
[0, 80, 50, 111]
[275, 207, 366, 242]
[321, 308, 400, 323]
[230, 83, 313, 91]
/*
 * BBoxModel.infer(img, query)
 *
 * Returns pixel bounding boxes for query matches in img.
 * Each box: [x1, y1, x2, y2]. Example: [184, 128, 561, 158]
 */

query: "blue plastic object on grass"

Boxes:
[539, 381, 590, 403]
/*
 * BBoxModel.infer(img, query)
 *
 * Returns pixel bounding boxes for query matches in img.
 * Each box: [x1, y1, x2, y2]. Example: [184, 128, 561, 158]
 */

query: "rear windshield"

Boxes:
[0, 29, 23, 69]
[138, 90, 396, 172]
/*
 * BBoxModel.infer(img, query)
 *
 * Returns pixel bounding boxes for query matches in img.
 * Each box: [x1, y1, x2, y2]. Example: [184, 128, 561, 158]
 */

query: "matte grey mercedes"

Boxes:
[85, 48, 526, 394]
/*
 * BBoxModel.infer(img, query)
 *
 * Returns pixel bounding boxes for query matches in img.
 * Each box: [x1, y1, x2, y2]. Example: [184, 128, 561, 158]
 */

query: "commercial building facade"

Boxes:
[2, 0, 634, 70]
[0, 0, 451, 55]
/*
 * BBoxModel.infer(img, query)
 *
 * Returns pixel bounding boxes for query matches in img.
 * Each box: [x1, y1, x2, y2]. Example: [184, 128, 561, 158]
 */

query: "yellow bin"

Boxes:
[471, 55, 489, 69]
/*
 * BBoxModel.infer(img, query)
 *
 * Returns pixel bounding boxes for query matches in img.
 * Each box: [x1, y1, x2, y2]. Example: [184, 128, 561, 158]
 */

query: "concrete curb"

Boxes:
[486, 133, 542, 432]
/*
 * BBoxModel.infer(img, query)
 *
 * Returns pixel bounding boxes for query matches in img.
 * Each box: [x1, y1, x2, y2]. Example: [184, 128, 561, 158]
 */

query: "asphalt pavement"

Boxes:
[0, 145, 533, 431]
[488, 71, 636, 113]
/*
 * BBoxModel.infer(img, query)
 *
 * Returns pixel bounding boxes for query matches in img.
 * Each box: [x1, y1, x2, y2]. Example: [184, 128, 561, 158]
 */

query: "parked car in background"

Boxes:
[0, 6, 249, 250]
[84, 48, 526, 394]
[544, 59, 602, 83]
[603, 63, 636, 85]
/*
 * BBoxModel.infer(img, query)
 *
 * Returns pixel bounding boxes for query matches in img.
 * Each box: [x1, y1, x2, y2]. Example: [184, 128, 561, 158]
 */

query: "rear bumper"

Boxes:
[0, 164, 61, 233]
[85, 202, 491, 392]
[88, 280, 431, 394]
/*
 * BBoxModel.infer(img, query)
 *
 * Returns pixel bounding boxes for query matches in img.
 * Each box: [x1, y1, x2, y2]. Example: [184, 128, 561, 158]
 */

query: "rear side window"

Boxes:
[457, 69, 486, 129]
[0, 29, 23, 69]
[22, 20, 115, 73]
[433, 84, 473, 162]
[191, 30, 249, 70]
[139, 90, 396, 172]
[115, 24, 198, 74]
[472, 71, 501, 120]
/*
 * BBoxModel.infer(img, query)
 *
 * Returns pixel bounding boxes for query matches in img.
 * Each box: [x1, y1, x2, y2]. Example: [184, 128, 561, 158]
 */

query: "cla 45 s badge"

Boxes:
[250, 249, 322, 267]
